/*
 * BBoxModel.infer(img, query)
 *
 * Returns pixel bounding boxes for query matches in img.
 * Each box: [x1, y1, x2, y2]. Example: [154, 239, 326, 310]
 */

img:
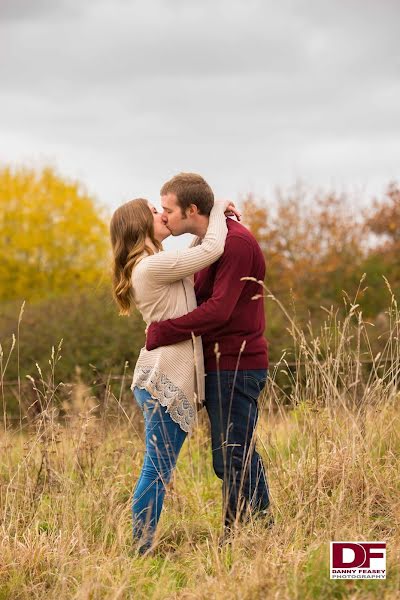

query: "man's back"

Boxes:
[194, 218, 268, 371]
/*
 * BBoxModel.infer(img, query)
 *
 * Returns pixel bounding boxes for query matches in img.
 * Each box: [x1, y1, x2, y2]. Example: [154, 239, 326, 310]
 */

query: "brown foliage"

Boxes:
[242, 185, 365, 308]
[365, 181, 400, 250]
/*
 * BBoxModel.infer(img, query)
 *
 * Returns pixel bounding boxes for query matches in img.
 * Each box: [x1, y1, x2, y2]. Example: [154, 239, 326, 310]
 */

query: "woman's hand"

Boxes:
[215, 199, 242, 221]
[225, 202, 241, 221]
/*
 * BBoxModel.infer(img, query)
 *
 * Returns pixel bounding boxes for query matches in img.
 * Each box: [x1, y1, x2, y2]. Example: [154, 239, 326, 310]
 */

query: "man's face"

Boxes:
[161, 192, 191, 236]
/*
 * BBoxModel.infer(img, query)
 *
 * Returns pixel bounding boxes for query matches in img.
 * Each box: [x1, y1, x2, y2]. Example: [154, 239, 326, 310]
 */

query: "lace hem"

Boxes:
[131, 366, 195, 433]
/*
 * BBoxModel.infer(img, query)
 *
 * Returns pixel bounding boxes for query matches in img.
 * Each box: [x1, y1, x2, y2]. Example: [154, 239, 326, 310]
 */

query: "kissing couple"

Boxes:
[110, 172, 271, 555]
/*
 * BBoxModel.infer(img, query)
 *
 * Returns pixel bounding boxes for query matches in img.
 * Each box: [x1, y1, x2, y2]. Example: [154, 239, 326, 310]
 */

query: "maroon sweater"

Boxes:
[146, 218, 269, 372]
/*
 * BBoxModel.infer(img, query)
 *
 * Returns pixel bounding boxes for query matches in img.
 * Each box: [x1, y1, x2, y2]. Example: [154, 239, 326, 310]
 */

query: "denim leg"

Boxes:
[205, 370, 270, 527]
[132, 387, 187, 552]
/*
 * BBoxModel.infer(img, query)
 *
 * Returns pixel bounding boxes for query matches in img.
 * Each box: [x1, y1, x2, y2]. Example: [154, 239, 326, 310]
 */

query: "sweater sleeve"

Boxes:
[146, 235, 254, 350]
[140, 203, 228, 285]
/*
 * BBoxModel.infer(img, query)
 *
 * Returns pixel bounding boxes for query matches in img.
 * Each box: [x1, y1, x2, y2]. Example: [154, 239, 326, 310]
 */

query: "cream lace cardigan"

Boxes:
[130, 203, 228, 432]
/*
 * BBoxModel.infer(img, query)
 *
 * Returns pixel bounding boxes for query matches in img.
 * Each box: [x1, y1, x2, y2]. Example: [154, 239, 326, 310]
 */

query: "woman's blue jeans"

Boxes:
[132, 387, 187, 553]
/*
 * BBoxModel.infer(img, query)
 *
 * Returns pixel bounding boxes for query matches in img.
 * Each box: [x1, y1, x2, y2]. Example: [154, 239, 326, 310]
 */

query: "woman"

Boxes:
[110, 197, 237, 554]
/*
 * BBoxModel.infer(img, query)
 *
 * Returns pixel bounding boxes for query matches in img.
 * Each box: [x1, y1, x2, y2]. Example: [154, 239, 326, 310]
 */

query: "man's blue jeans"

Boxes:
[205, 369, 270, 527]
[132, 387, 187, 553]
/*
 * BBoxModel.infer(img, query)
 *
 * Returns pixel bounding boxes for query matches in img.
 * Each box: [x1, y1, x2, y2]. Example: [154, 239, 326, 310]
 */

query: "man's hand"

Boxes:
[146, 321, 160, 351]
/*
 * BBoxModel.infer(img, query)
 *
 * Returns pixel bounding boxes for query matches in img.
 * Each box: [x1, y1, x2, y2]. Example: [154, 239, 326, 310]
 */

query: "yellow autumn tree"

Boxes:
[0, 165, 110, 302]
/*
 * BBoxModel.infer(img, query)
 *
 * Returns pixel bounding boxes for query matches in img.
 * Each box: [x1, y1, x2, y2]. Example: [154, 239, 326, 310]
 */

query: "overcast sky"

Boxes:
[1, 0, 399, 248]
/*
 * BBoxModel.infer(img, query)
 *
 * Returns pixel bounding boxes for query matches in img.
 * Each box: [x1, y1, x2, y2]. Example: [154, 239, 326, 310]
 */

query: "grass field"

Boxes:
[1, 294, 399, 599]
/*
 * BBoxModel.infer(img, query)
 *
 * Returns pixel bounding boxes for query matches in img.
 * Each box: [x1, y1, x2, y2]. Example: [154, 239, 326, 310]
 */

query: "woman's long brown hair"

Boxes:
[110, 198, 162, 315]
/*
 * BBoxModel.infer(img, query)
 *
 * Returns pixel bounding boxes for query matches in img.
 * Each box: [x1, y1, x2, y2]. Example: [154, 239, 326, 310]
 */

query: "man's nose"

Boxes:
[161, 213, 168, 224]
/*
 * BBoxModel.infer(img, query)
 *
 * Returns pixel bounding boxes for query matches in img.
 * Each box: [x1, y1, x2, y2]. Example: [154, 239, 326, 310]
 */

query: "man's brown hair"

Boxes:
[160, 173, 214, 217]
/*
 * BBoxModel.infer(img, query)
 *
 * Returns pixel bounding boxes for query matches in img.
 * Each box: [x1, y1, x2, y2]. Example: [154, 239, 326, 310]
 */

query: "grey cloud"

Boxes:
[0, 0, 398, 211]
[1, 0, 398, 103]
[0, 0, 77, 22]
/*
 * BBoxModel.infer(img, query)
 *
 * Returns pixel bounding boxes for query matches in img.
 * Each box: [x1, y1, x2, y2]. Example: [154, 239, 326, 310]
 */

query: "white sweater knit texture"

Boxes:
[130, 203, 228, 432]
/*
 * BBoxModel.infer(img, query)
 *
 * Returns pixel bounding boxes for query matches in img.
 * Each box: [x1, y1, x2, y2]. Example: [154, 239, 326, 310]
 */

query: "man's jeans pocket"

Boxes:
[244, 370, 268, 401]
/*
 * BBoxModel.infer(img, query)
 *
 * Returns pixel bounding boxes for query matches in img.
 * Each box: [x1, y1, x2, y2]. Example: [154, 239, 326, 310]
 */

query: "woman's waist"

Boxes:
[136, 288, 197, 323]
[132, 344, 196, 389]
[132, 341, 205, 402]
[136, 340, 196, 366]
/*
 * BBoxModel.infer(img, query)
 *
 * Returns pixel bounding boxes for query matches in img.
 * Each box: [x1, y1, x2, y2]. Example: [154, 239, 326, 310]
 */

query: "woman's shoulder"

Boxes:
[132, 250, 167, 281]
[134, 250, 163, 270]
[138, 248, 183, 269]
[131, 252, 151, 278]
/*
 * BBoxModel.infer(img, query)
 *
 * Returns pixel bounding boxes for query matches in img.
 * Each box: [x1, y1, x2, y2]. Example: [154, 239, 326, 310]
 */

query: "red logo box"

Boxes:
[330, 542, 386, 579]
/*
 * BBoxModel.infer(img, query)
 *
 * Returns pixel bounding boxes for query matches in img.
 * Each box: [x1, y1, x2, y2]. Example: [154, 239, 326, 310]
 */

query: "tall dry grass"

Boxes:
[0, 287, 399, 599]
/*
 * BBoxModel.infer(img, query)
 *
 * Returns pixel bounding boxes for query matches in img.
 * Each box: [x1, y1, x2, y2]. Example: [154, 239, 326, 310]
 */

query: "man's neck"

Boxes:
[189, 214, 209, 239]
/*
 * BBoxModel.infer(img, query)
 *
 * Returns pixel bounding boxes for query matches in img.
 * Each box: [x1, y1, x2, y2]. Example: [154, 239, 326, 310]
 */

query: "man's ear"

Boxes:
[187, 204, 199, 217]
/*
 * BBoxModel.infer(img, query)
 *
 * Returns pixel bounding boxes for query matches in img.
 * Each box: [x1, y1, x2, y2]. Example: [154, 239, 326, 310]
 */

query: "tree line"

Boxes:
[1, 165, 399, 413]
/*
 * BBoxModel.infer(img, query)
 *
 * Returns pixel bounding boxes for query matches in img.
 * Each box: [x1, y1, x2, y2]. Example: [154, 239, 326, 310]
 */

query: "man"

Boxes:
[146, 172, 271, 532]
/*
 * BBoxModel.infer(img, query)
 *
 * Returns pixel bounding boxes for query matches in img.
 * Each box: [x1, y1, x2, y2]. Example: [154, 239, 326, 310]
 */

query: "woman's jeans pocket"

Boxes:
[134, 386, 154, 411]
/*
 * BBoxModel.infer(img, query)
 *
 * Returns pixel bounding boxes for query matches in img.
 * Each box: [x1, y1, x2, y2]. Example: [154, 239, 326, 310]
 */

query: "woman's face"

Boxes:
[148, 202, 170, 242]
